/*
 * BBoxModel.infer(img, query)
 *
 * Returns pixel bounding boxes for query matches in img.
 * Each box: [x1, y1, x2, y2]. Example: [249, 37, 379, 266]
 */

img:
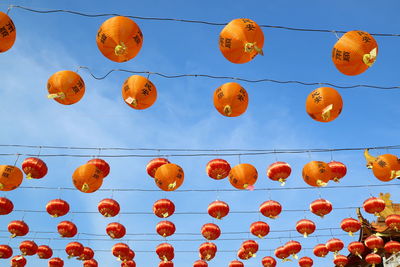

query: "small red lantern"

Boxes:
[267, 161, 291, 185]
[78, 247, 94, 261]
[8, 220, 29, 238]
[46, 199, 70, 217]
[37, 245, 53, 259]
[122, 261, 136, 267]
[98, 198, 120, 217]
[250, 221, 270, 238]
[299, 256, 313, 267]
[147, 158, 170, 178]
[365, 253, 381, 267]
[328, 161, 347, 182]
[206, 159, 231, 180]
[333, 255, 348, 267]
[313, 244, 328, 257]
[384, 240, 400, 254]
[347, 241, 365, 258]
[201, 223, 221, 240]
[83, 259, 98, 267]
[19, 240, 38, 256]
[156, 243, 174, 262]
[193, 260, 208, 267]
[274, 246, 290, 261]
[363, 197, 386, 216]
[364, 235, 384, 253]
[0, 244, 13, 259]
[208, 200, 229, 219]
[120, 249, 135, 262]
[65, 242, 84, 258]
[57, 221, 77, 238]
[153, 199, 175, 218]
[156, 221, 176, 237]
[48, 257, 64, 267]
[159, 261, 174, 267]
[309, 199, 332, 218]
[199, 242, 217, 261]
[106, 222, 126, 239]
[21, 157, 48, 179]
[87, 158, 110, 178]
[0, 197, 13, 215]
[237, 247, 250, 260]
[386, 214, 400, 231]
[296, 219, 316, 238]
[10, 255, 26, 267]
[326, 238, 344, 254]
[340, 218, 361, 236]
[112, 243, 130, 261]
[259, 200, 282, 219]
[242, 240, 258, 257]
[285, 240, 301, 259]
[262, 256, 277, 267]
[229, 260, 244, 267]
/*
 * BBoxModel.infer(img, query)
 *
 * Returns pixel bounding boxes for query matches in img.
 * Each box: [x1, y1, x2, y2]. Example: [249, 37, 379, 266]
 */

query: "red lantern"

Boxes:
[326, 238, 344, 254]
[262, 256, 277, 267]
[153, 199, 175, 218]
[120, 249, 135, 262]
[328, 161, 347, 182]
[201, 223, 221, 240]
[250, 221, 270, 238]
[48, 257, 64, 267]
[313, 244, 328, 257]
[112, 243, 130, 260]
[65, 242, 84, 258]
[386, 214, 400, 231]
[147, 158, 170, 178]
[21, 157, 48, 179]
[8, 220, 29, 238]
[98, 198, 120, 217]
[363, 197, 386, 216]
[333, 255, 348, 267]
[365, 253, 381, 267]
[37, 245, 53, 259]
[285, 240, 301, 259]
[267, 161, 291, 185]
[46, 199, 70, 217]
[340, 218, 361, 236]
[78, 247, 94, 261]
[156, 243, 174, 262]
[296, 219, 316, 238]
[274, 246, 290, 261]
[106, 222, 126, 239]
[87, 158, 110, 178]
[199, 242, 217, 261]
[206, 159, 231, 180]
[309, 199, 332, 218]
[122, 261, 136, 267]
[156, 221, 176, 237]
[57, 221, 77, 238]
[0, 244, 13, 259]
[208, 200, 229, 219]
[0, 197, 13, 215]
[11, 255, 26, 267]
[259, 200, 282, 219]
[299, 256, 313, 267]
[384, 240, 400, 255]
[229, 260, 244, 267]
[193, 260, 208, 267]
[347, 242, 365, 259]
[237, 247, 251, 260]
[242, 240, 258, 257]
[83, 259, 98, 267]
[159, 261, 174, 267]
[19, 240, 38, 256]
[364, 235, 384, 253]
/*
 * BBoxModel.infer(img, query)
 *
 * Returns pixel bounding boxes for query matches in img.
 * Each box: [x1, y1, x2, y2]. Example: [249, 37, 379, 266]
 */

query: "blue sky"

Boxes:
[0, 0, 399, 266]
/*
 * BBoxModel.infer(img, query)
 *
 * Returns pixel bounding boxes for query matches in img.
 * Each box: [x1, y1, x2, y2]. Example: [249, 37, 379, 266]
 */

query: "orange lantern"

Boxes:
[156, 221, 176, 238]
[154, 163, 184, 191]
[296, 219, 316, 238]
[72, 164, 104, 193]
[328, 161, 347, 182]
[0, 197, 13, 215]
[305, 87, 343, 122]
[364, 149, 400, 182]
[302, 161, 332, 187]
[340, 218, 361, 236]
[106, 222, 126, 239]
[46, 199, 70, 218]
[8, 220, 29, 238]
[0, 165, 23, 191]
[153, 199, 175, 218]
[47, 71, 85, 105]
[310, 198, 332, 218]
[207, 200, 229, 219]
[147, 158, 170, 178]
[57, 221, 77, 238]
[206, 159, 231, 180]
[267, 161, 291, 186]
[21, 157, 48, 179]
[37, 245, 53, 259]
[228, 163, 258, 190]
[250, 221, 270, 238]
[0, 244, 13, 259]
[98, 198, 120, 217]
[259, 200, 282, 219]
[122, 75, 157, 110]
[87, 158, 110, 178]
[214, 82, 248, 117]
[19, 240, 38, 256]
[201, 223, 221, 240]
[0, 12, 16, 53]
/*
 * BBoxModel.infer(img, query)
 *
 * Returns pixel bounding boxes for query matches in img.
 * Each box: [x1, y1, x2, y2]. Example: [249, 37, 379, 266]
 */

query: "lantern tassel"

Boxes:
[348, 231, 354, 236]
[322, 104, 333, 121]
[390, 169, 400, 179]
[125, 97, 137, 107]
[223, 105, 232, 116]
[364, 149, 376, 169]
[292, 254, 299, 259]
[81, 183, 89, 192]
[244, 42, 264, 56]
[362, 48, 377, 67]
[162, 212, 169, 218]
[114, 42, 127, 56]
[356, 252, 362, 259]
[303, 232, 308, 238]
[0, 183, 3, 190]
[316, 180, 327, 187]
[48, 92, 65, 99]
[278, 178, 286, 186]
[258, 234, 264, 239]
[10, 233, 16, 238]
[373, 248, 378, 253]
[168, 181, 176, 190]
[333, 177, 340, 182]
[26, 173, 32, 179]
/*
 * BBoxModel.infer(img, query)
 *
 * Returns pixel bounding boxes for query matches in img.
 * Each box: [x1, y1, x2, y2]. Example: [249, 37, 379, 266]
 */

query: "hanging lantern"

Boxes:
[332, 30, 378, 76]
[385, 214, 400, 231]
[46, 199, 70, 218]
[153, 199, 175, 218]
[122, 75, 157, 110]
[83, 259, 98, 267]
[302, 161, 332, 187]
[147, 158, 170, 178]
[229, 260, 244, 267]
[340, 218, 361, 236]
[365, 253, 381, 267]
[384, 240, 400, 255]
[0, 197, 13, 215]
[21, 157, 48, 179]
[305, 87, 343, 122]
[10, 255, 26, 267]
[19, 240, 38, 256]
[208, 200, 229, 219]
[78, 247, 94, 261]
[267, 161, 291, 186]
[47, 71, 85, 105]
[0, 165, 23, 191]
[201, 223, 221, 240]
[206, 159, 231, 180]
[98, 198, 120, 217]
[237, 247, 251, 260]
[119, 249, 135, 262]
[0, 244, 13, 259]
[242, 240, 258, 257]
[154, 163, 184, 191]
[8, 220, 29, 238]
[347, 241, 365, 259]
[199, 242, 217, 261]
[299, 256, 313, 267]
[274, 246, 290, 262]
[229, 163, 258, 190]
[326, 238, 344, 254]
[122, 261, 136, 267]
[285, 240, 302, 259]
[309, 199, 333, 218]
[219, 18, 264, 64]
[156, 221, 176, 237]
[364, 235, 384, 253]
[87, 158, 110, 178]
[259, 200, 282, 219]
[65, 242, 84, 259]
[158, 261, 174, 267]
[364, 149, 400, 182]
[193, 260, 208, 267]
[106, 222, 126, 239]
[112, 243, 130, 261]
[57, 221, 77, 238]
[37, 245, 53, 259]
[296, 219, 316, 238]
[333, 254, 348, 267]
[313, 244, 329, 257]
[261, 256, 277, 267]
[213, 82, 249, 117]
[156, 243, 174, 262]
[48, 257, 64, 267]
[328, 161, 347, 182]
[250, 221, 270, 238]
[96, 16, 143, 62]
[363, 197, 386, 216]
[0, 12, 16, 53]
[72, 164, 104, 193]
